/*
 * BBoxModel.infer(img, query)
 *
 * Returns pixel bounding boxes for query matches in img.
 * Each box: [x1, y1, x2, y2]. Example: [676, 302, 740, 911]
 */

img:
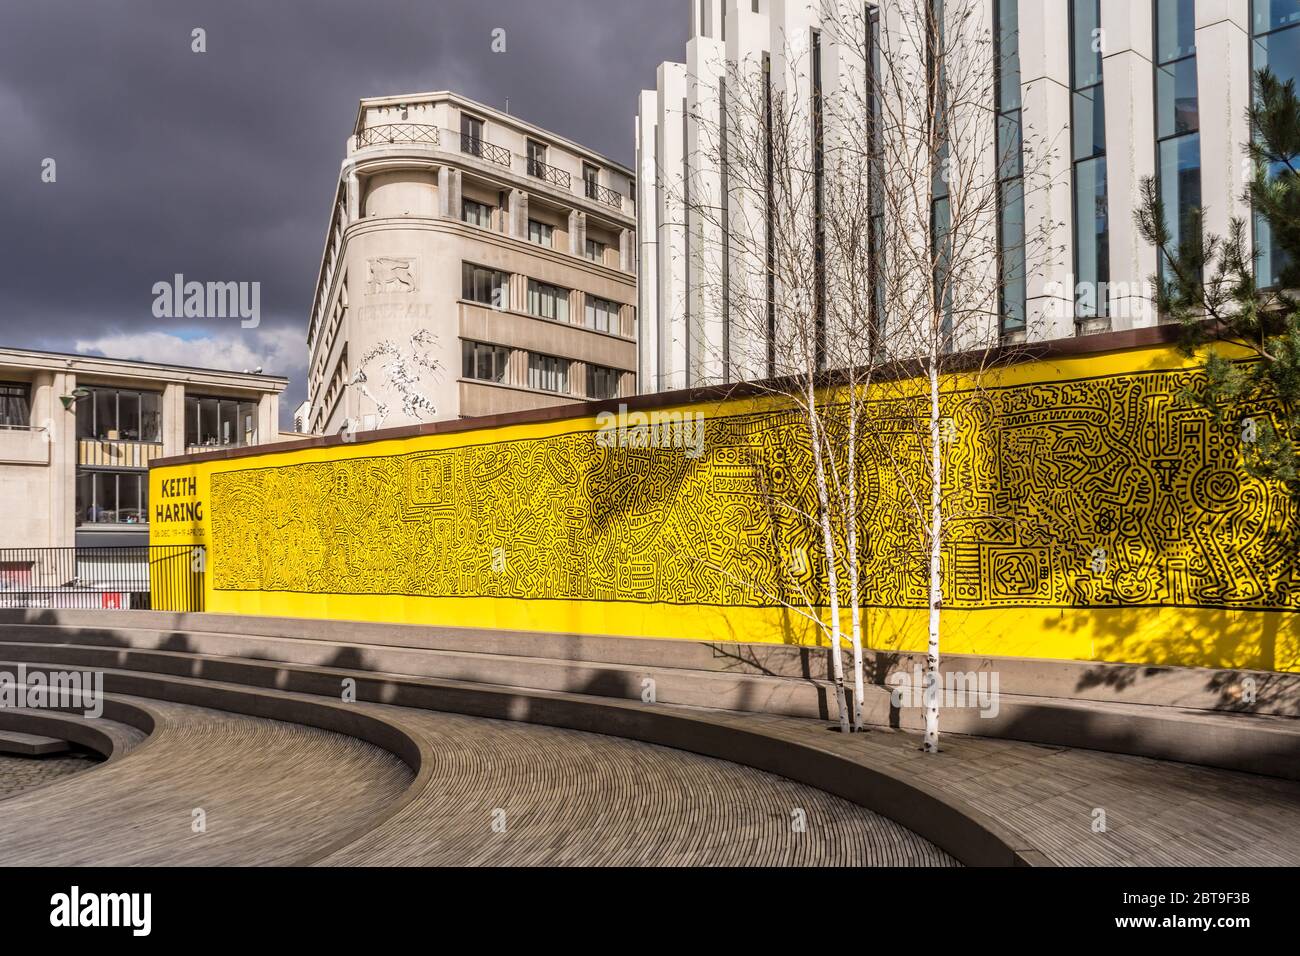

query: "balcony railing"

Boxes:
[355, 123, 442, 149]
[461, 133, 512, 167]
[585, 180, 624, 209]
[528, 157, 572, 189]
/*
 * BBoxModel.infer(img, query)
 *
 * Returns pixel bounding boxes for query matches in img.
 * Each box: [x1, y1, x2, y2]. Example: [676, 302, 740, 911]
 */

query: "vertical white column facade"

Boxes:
[636, 91, 662, 390]
[1100, 0, 1156, 329]
[1019, 0, 1075, 341]
[1195, 0, 1252, 249]
[635, 0, 1270, 389]
[687, 3, 728, 385]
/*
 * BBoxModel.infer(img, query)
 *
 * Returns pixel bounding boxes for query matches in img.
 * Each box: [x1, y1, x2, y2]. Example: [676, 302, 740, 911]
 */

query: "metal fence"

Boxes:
[0, 545, 205, 612]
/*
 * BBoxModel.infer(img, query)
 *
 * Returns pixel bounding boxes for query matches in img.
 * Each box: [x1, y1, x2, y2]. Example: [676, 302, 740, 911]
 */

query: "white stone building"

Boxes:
[306, 91, 638, 435]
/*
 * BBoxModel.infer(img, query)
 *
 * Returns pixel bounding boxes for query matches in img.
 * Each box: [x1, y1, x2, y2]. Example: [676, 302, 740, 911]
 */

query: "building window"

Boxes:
[587, 364, 620, 400]
[461, 113, 485, 156]
[75, 387, 161, 442]
[527, 353, 570, 394]
[462, 262, 509, 308]
[583, 163, 600, 199]
[526, 279, 570, 322]
[1070, 0, 1109, 321]
[585, 295, 619, 333]
[527, 139, 548, 177]
[461, 340, 511, 384]
[76, 470, 148, 525]
[1155, 0, 1200, 291]
[585, 238, 606, 262]
[184, 395, 258, 448]
[462, 198, 493, 228]
[1251, 0, 1300, 286]
[995, 0, 1026, 334]
[0, 383, 30, 427]
[528, 219, 553, 246]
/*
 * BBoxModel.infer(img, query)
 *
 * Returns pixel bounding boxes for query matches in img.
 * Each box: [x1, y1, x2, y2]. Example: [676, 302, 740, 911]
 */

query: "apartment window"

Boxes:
[527, 353, 570, 394]
[585, 295, 619, 333]
[527, 139, 548, 177]
[76, 470, 148, 525]
[587, 364, 620, 400]
[1252, 0, 1300, 286]
[461, 340, 511, 384]
[585, 238, 606, 262]
[526, 279, 569, 322]
[184, 395, 258, 448]
[75, 387, 161, 442]
[462, 262, 509, 308]
[0, 383, 30, 427]
[462, 198, 493, 228]
[1070, 0, 1109, 320]
[1155, 0, 1200, 290]
[996, 0, 1026, 333]
[528, 219, 553, 246]
[583, 163, 600, 199]
[461, 113, 485, 156]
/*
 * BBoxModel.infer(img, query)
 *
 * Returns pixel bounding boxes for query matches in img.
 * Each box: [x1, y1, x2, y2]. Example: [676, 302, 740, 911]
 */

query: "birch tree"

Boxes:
[660, 0, 1053, 744]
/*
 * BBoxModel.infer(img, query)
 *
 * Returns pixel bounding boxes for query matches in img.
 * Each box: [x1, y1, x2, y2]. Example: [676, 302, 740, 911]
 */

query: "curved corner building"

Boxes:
[306, 91, 638, 434]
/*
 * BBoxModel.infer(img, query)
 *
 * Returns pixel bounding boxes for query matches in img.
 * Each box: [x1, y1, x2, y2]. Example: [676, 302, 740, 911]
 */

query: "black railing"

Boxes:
[585, 179, 623, 208]
[528, 157, 572, 189]
[355, 123, 441, 149]
[461, 133, 512, 167]
[0, 546, 205, 612]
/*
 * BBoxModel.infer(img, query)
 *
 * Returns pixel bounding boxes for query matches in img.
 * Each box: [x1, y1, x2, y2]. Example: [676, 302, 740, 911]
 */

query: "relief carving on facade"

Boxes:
[366, 256, 416, 294]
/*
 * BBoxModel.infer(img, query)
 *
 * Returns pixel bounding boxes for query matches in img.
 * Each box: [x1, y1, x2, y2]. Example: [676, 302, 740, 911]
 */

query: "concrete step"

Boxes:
[2, 636, 1298, 780]
[0, 730, 70, 756]
[0, 639, 842, 721]
[0, 659, 1037, 866]
[869, 649, 1300, 719]
[0, 614, 837, 680]
[885, 692, 1300, 780]
[4, 610, 1295, 717]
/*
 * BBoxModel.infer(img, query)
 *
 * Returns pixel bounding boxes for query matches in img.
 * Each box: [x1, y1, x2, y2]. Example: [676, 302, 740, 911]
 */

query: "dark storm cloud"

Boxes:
[0, 0, 685, 421]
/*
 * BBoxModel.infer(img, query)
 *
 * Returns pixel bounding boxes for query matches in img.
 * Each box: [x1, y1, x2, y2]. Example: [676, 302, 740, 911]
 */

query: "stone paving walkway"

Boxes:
[0, 699, 413, 866]
[316, 703, 957, 866]
[1, 675, 1296, 866]
[712, 709, 1300, 866]
[0, 752, 100, 801]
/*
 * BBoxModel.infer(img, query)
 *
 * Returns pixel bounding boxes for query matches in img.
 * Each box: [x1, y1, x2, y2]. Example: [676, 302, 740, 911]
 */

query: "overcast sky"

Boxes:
[0, 0, 686, 424]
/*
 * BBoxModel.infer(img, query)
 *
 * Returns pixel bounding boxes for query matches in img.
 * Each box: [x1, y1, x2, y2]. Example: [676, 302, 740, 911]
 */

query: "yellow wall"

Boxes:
[150, 343, 1300, 672]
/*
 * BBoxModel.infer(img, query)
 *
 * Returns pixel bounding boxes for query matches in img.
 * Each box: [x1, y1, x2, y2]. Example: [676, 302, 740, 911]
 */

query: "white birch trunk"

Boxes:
[807, 385, 851, 734]
[845, 400, 865, 732]
[924, 351, 942, 753]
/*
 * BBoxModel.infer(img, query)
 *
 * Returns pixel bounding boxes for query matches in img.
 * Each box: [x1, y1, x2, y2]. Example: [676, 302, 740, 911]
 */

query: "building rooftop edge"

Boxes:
[0, 346, 289, 390]
[351, 89, 635, 177]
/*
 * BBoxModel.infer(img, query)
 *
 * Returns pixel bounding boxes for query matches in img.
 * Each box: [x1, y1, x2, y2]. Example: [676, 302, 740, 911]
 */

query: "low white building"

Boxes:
[0, 347, 286, 549]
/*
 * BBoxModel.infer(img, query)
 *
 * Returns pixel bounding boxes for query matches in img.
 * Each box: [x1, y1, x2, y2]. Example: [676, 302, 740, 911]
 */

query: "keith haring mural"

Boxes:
[209, 365, 1298, 612]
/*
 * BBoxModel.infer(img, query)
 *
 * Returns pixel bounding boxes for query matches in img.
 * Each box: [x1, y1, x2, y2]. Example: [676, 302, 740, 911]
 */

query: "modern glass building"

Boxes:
[636, 0, 1295, 390]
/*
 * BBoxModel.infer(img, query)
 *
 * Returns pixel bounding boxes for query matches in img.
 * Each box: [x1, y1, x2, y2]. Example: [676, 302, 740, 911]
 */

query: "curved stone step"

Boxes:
[0, 655, 1039, 867]
[0, 631, 841, 719]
